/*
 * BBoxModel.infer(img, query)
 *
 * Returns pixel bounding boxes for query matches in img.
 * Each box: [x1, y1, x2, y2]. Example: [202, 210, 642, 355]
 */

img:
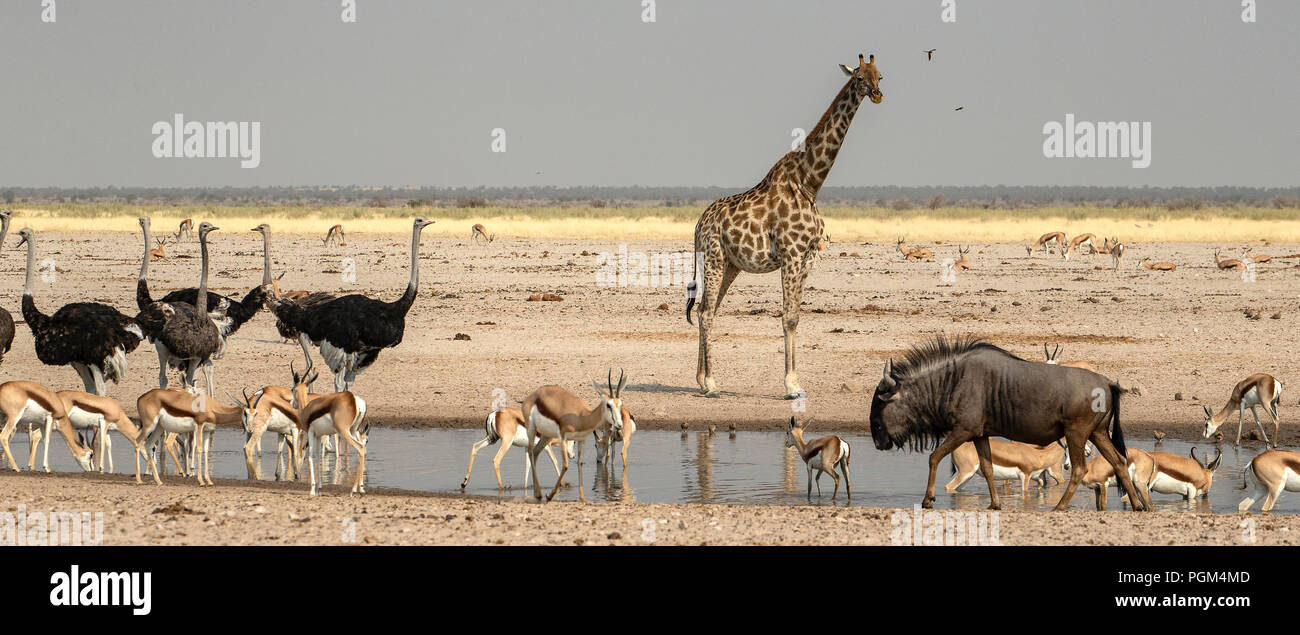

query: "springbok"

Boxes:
[785, 417, 850, 501]
[1043, 343, 1095, 372]
[953, 245, 971, 270]
[1214, 249, 1244, 270]
[470, 223, 495, 244]
[945, 438, 1065, 495]
[149, 238, 168, 260]
[896, 238, 932, 261]
[270, 272, 310, 302]
[136, 388, 243, 486]
[1202, 373, 1281, 447]
[1140, 258, 1176, 271]
[1239, 450, 1300, 512]
[55, 390, 153, 480]
[234, 386, 317, 481]
[522, 370, 627, 503]
[322, 224, 345, 247]
[1109, 239, 1126, 270]
[1244, 249, 1271, 264]
[1147, 448, 1221, 500]
[460, 407, 575, 491]
[290, 363, 368, 496]
[1062, 233, 1095, 260]
[593, 404, 637, 477]
[1067, 445, 1155, 510]
[174, 218, 193, 241]
[0, 381, 93, 473]
[1026, 231, 1066, 256]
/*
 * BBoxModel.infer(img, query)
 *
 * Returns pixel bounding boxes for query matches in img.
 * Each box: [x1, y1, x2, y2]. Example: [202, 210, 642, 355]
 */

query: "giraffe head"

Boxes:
[840, 53, 883, 104]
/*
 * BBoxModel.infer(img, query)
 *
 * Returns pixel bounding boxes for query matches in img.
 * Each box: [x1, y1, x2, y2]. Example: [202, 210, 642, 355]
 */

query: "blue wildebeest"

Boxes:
[868, 337, 1149, 511]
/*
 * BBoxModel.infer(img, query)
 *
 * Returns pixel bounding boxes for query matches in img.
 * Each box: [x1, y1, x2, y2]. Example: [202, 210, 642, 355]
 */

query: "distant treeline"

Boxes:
[2, 185, 1298, 209]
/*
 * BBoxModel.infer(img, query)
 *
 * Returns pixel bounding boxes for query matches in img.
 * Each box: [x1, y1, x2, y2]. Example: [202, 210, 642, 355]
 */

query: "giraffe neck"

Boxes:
[796, 79, 867, 199]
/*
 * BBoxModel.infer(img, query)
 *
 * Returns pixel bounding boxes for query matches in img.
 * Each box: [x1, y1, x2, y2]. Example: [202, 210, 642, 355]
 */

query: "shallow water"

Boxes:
[26, 428, 1296, 514]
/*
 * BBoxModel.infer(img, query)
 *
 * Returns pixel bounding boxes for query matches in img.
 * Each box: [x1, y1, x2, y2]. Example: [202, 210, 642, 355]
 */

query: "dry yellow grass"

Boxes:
[7, 205, 1296, 243]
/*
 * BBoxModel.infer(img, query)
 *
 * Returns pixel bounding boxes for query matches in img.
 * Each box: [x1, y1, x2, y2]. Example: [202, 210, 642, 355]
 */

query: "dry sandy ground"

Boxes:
[3, 230, 1295, 441]
[5, 471, 1297, 546]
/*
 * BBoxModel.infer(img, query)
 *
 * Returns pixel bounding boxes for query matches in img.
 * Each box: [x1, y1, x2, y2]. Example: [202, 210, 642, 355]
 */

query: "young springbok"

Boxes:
[945, 438, 1064, 495]
[460, 407, 575, 491]
[290, 364, 368, 496]
[1139, 258, 1176, 271]
[785, 417, 851, 501]
[1239, 450, 1300, 512]
[0, 381, 93, 473]
[470, 223, 495, 244]
[1043, 343, 1095, 372]
[322, 224, 345, 247]
[1243, 249, 1271, 264]
[593, 404, 637, 477]
[521, 370, 628, 503]
[136, 388, 244, 486]
[1026, 231, 1066, 256]
[1068, 446, 1156, 510]
[1062, 233, 1096, 260]
[1202, 373, 1282, 447]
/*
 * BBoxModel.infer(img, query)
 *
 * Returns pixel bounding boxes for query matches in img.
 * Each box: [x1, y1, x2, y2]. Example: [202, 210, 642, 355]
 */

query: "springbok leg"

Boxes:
[1088, 429, 1148, 511]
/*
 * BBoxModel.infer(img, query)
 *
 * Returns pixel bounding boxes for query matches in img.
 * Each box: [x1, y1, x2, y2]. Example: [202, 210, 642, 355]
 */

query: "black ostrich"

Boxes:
[17, 228, 143, 395]
[135, 217, 266, 342]
[272, 217, 433, 392]
[0, 210, 14, 365]
[255, 223, 335, 368]
[135, 222, 224, 396]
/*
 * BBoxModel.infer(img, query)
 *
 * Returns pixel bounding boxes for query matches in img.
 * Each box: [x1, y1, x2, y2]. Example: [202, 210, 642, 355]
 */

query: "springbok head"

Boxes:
[1190, 447, 1223, 489]
[784, 416, 812, 449]
[230, 387, 261, 433]
[1043, 343, 1063, 364]
[589, 369, 628, 431]
[1200, 404, 1221, 439]
[839, 53, 883, 104]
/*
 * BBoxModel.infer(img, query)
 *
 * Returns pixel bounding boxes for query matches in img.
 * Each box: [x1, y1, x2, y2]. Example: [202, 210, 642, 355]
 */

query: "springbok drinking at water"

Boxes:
[1147, 448, 1221, 501]
[869, 337, 1146, 511]
[1202, 373, 1281, 447]
[593, 404, 637, 478]
[460, 407, 574, 491]
[0, 381, 94, 473]
[1068, 445, 1155, 510]
[945, 438, 1065, 495]
[1239, 450, 1300, 512]
[522, 369, 628, 503]
[784, 417, 851, 501]
[55, 390, 150, 478]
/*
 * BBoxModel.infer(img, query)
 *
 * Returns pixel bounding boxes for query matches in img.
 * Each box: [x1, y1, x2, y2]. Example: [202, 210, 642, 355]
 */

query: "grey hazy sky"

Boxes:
[1, 0, 1295, 188]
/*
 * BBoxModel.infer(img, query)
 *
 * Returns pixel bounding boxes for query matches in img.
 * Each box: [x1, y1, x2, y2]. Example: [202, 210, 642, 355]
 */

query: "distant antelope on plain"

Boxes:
[149, 238, 168, 260]
[470, 223, 495, 244]
[785, 417, 850, 501]
[1147, 448, 1221, 501]
[1244, 249, 1271, 264]
[460, 407, 575, 492]
[174, 218, 193, 241]
[953, 245, 971, 270]
[1062, 233, 1095, 260]
[1202, 373, 1281, 447]
[1026, 231, 1065, 256]
[944, 438, 1065, 495]
[1214, 249, 1244, 270]
[1108, 239, 1125, 270]
[1239, 450, 1300, 512]
[896, 237, 932, 261]
[323, 224, 345, 247]
[1140, 258, 1176, 271]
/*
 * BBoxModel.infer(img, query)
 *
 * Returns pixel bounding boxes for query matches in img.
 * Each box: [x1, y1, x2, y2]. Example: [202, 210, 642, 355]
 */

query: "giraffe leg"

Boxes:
[695, 245, 737, 396]
[780, 259, 811, 399]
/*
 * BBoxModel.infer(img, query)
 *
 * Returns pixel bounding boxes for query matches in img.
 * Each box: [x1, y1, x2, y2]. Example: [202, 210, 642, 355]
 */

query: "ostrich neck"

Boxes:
[261, 231, 272, 285]
[139, 224, 151, 281]
[406, 224, 421, 294]
[0, 218, 10, 253]
[23, 235, 35, 296]
[197, 233, 210, 312]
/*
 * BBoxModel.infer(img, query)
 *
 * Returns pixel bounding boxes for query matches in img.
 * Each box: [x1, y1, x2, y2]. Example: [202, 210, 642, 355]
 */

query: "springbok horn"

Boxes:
[1190, 447, 1201, 466]
[616, 368, 627, 396]
[607, 369, 614, 396]
[1044, 343, 1049, 359]
[242, 387, 251, 405]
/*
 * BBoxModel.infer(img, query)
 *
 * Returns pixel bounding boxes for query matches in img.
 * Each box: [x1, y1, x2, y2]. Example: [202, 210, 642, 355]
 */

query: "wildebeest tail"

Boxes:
[1109, 383, 1127, 458]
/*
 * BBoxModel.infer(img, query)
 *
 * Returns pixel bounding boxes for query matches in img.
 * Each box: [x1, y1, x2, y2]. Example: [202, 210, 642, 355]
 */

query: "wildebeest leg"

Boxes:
[1089, 430, 1148, 511]
[924, 434, 969, 508]
[1052, 438, 1090, 510]
[972, 437, 1001, 510]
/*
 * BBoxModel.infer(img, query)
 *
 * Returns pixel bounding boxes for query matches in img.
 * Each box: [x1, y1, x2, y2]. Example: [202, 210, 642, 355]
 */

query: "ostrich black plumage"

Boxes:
[135, 217, 266, 342]
[0, 210, 14, 366]
[256, 223, 335, 368]
[135, 222, 224, 397]
[272, 217, 433, 392]
[17, 228, 143, 395]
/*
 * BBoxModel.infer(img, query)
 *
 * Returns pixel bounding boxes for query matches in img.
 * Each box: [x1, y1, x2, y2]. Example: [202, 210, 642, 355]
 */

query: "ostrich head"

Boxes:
[138, 217, 150, 231]
[198, 221, 219, 239]
[251, 223, 269, 234]
[15, 227, 32, 248]
[415, 217, 434, 231]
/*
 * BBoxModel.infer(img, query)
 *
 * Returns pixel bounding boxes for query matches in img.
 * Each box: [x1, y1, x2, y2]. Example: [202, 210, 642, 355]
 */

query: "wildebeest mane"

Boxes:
[890, 335, 1017, 382]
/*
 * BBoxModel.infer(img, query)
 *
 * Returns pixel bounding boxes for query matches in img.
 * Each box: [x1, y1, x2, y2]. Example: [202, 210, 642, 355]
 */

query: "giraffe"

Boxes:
[686, 53, 883, 399]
